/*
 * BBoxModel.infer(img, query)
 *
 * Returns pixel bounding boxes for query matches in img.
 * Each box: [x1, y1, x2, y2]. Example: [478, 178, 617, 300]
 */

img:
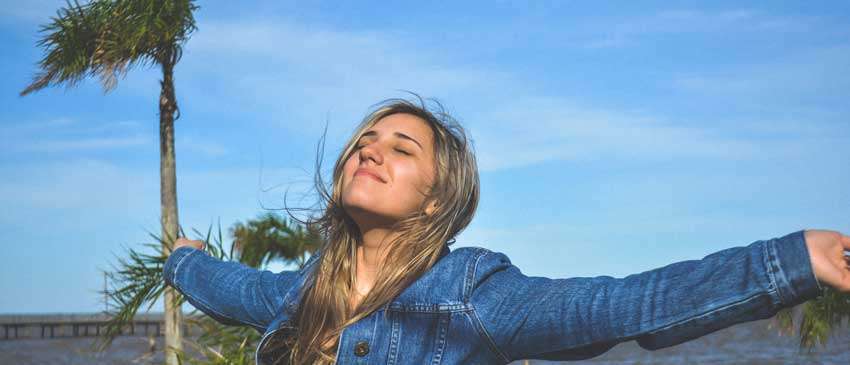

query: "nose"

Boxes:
[358, 142, 383, 165]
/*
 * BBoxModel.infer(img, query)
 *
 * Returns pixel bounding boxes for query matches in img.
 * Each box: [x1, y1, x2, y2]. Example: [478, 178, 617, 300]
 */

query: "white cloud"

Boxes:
[99, 17, 846, 175]
[83, 120, 144, 133]
[2, 116, 145, 138]
[0, 158, 312, 232]
[11, 135, 150, 152]
[0, 117, 74, 134]
[652, 9, 810, 32]
[0, 159, 155, 228]
[176, 19, 515, 137]
[466, 96, 834, 171]
[178, 19, 766, 172]
[581, 9, 816, 49]
[0, 118, 154, 153]
[178, 136, 228, 157]
[671, 45, 850, 103]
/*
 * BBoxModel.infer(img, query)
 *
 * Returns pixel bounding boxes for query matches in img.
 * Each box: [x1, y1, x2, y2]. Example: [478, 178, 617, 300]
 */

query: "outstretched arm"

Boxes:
[469, 230, 829, 363]
[163, 243, 306, 333]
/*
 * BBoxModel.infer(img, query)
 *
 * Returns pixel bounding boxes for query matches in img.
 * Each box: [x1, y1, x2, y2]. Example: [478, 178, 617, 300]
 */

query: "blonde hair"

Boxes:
[263, 95, 479, 364]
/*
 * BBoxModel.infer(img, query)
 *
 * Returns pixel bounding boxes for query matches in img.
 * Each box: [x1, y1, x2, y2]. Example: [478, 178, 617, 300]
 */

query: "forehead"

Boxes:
[364, 113, 433, 143]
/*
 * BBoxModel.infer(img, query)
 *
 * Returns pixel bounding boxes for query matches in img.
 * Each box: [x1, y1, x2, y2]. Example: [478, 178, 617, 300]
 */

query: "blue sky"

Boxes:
[1, 1, 848, 313]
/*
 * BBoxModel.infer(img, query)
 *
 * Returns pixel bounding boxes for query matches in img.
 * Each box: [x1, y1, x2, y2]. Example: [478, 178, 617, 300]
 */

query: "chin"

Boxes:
[342, 188, 374, 209]
[342, 198, 400, 225]
[342, 194, 378, 216]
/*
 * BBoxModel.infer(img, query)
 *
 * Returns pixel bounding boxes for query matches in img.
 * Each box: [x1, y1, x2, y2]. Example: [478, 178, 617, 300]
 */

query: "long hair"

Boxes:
[261, 95, 479, 364]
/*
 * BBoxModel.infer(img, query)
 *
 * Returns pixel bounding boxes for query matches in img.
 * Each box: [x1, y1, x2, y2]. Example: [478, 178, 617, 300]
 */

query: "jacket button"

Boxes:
[353, 340, 369, 357]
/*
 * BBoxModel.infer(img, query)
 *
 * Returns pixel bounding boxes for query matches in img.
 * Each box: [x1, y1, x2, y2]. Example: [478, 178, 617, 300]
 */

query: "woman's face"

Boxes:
[341, 113, 436, 230]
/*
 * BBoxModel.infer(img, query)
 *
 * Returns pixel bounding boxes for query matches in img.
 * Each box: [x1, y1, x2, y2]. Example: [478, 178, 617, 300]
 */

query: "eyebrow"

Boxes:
[360, 130, 423, 150]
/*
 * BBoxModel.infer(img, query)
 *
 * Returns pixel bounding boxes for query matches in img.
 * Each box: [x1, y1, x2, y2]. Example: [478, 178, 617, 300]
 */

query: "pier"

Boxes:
[0, 313, 199, 340]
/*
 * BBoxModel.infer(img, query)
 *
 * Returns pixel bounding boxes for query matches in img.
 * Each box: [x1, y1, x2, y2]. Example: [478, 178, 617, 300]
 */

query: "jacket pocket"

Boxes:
[386, 307, 451, 365]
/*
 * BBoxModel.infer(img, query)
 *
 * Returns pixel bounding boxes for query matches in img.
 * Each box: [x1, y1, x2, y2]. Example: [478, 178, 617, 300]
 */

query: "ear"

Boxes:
[424, 199, 439, 216]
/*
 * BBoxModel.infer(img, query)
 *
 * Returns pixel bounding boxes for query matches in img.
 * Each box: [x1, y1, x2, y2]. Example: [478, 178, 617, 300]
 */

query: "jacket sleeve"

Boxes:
[162, 246, 303, 332]
[469, 230, 824, 363]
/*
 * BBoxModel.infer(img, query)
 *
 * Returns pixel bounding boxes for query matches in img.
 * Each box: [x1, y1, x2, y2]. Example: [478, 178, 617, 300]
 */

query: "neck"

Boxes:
[352, 225, 398, 296]
[356, 226, 396, 275]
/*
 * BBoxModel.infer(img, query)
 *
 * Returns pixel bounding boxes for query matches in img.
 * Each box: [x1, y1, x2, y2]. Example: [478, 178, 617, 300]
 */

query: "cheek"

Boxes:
[342, 156, 358, 182]
[396, 164, 430, 196]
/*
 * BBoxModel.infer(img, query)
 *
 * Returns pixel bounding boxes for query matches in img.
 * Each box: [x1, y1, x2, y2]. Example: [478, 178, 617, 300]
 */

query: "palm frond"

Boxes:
[796, 288, 850, 351]
[92, 238, 171, 352]
[21, 0, 199, 96]
[92, 219, 226, 353]
[230, 212, 322, 268]
[21, 0, 105, 95]
[94, 214, 319, 362]
[177, 315, 261, 365]
[770, 287, 850, 353]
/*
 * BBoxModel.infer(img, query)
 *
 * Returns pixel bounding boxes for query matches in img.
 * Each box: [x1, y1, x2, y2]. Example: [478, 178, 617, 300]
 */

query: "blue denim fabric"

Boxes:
[163, 229, 823, 364]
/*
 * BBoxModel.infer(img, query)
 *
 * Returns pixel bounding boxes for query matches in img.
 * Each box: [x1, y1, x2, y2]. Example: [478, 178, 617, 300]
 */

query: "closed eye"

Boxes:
[353, 143, 410, 156]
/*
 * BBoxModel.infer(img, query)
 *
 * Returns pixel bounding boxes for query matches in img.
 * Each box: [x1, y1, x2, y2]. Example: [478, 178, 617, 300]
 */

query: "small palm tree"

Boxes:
[21, 1, 199, 363]
[99, 215, 323, 364]
[231, 212, 323, 268]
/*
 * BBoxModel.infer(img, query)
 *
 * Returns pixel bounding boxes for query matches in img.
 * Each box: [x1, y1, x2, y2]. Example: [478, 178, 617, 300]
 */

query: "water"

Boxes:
[2, 319, 848, 364]
[513, 318, 850, 365]
[0, 336, 167, 365]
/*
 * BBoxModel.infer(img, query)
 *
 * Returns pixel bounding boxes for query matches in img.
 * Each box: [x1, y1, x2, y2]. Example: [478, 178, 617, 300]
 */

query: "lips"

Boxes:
[354, 168, 385, 183]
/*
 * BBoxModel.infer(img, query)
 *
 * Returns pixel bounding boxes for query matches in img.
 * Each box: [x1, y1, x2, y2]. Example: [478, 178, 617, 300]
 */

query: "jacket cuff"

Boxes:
[163, 246, 203, 288]
[764, 229, 824, 307]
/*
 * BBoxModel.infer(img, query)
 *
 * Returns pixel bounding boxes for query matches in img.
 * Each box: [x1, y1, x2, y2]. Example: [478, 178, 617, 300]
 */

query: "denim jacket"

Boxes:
[163, 229, 823, 364]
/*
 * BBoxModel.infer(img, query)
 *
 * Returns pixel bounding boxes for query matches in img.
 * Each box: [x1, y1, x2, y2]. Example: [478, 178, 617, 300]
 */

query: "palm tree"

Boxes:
[20, 1, 199, 363]
[231, 213, 323, 268]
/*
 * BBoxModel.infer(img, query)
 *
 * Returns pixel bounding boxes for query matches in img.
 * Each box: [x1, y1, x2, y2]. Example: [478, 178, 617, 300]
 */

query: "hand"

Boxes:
[804, 229, 850, 292]
[173, 237, 205, 251]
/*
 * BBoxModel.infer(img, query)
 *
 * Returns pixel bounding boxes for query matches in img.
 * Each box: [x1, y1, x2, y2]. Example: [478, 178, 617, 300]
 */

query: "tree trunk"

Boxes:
[159, 55, 182, 365]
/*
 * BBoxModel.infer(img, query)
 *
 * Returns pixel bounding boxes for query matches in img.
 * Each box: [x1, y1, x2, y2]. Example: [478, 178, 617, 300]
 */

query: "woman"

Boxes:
[165, 97, 850, 364]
